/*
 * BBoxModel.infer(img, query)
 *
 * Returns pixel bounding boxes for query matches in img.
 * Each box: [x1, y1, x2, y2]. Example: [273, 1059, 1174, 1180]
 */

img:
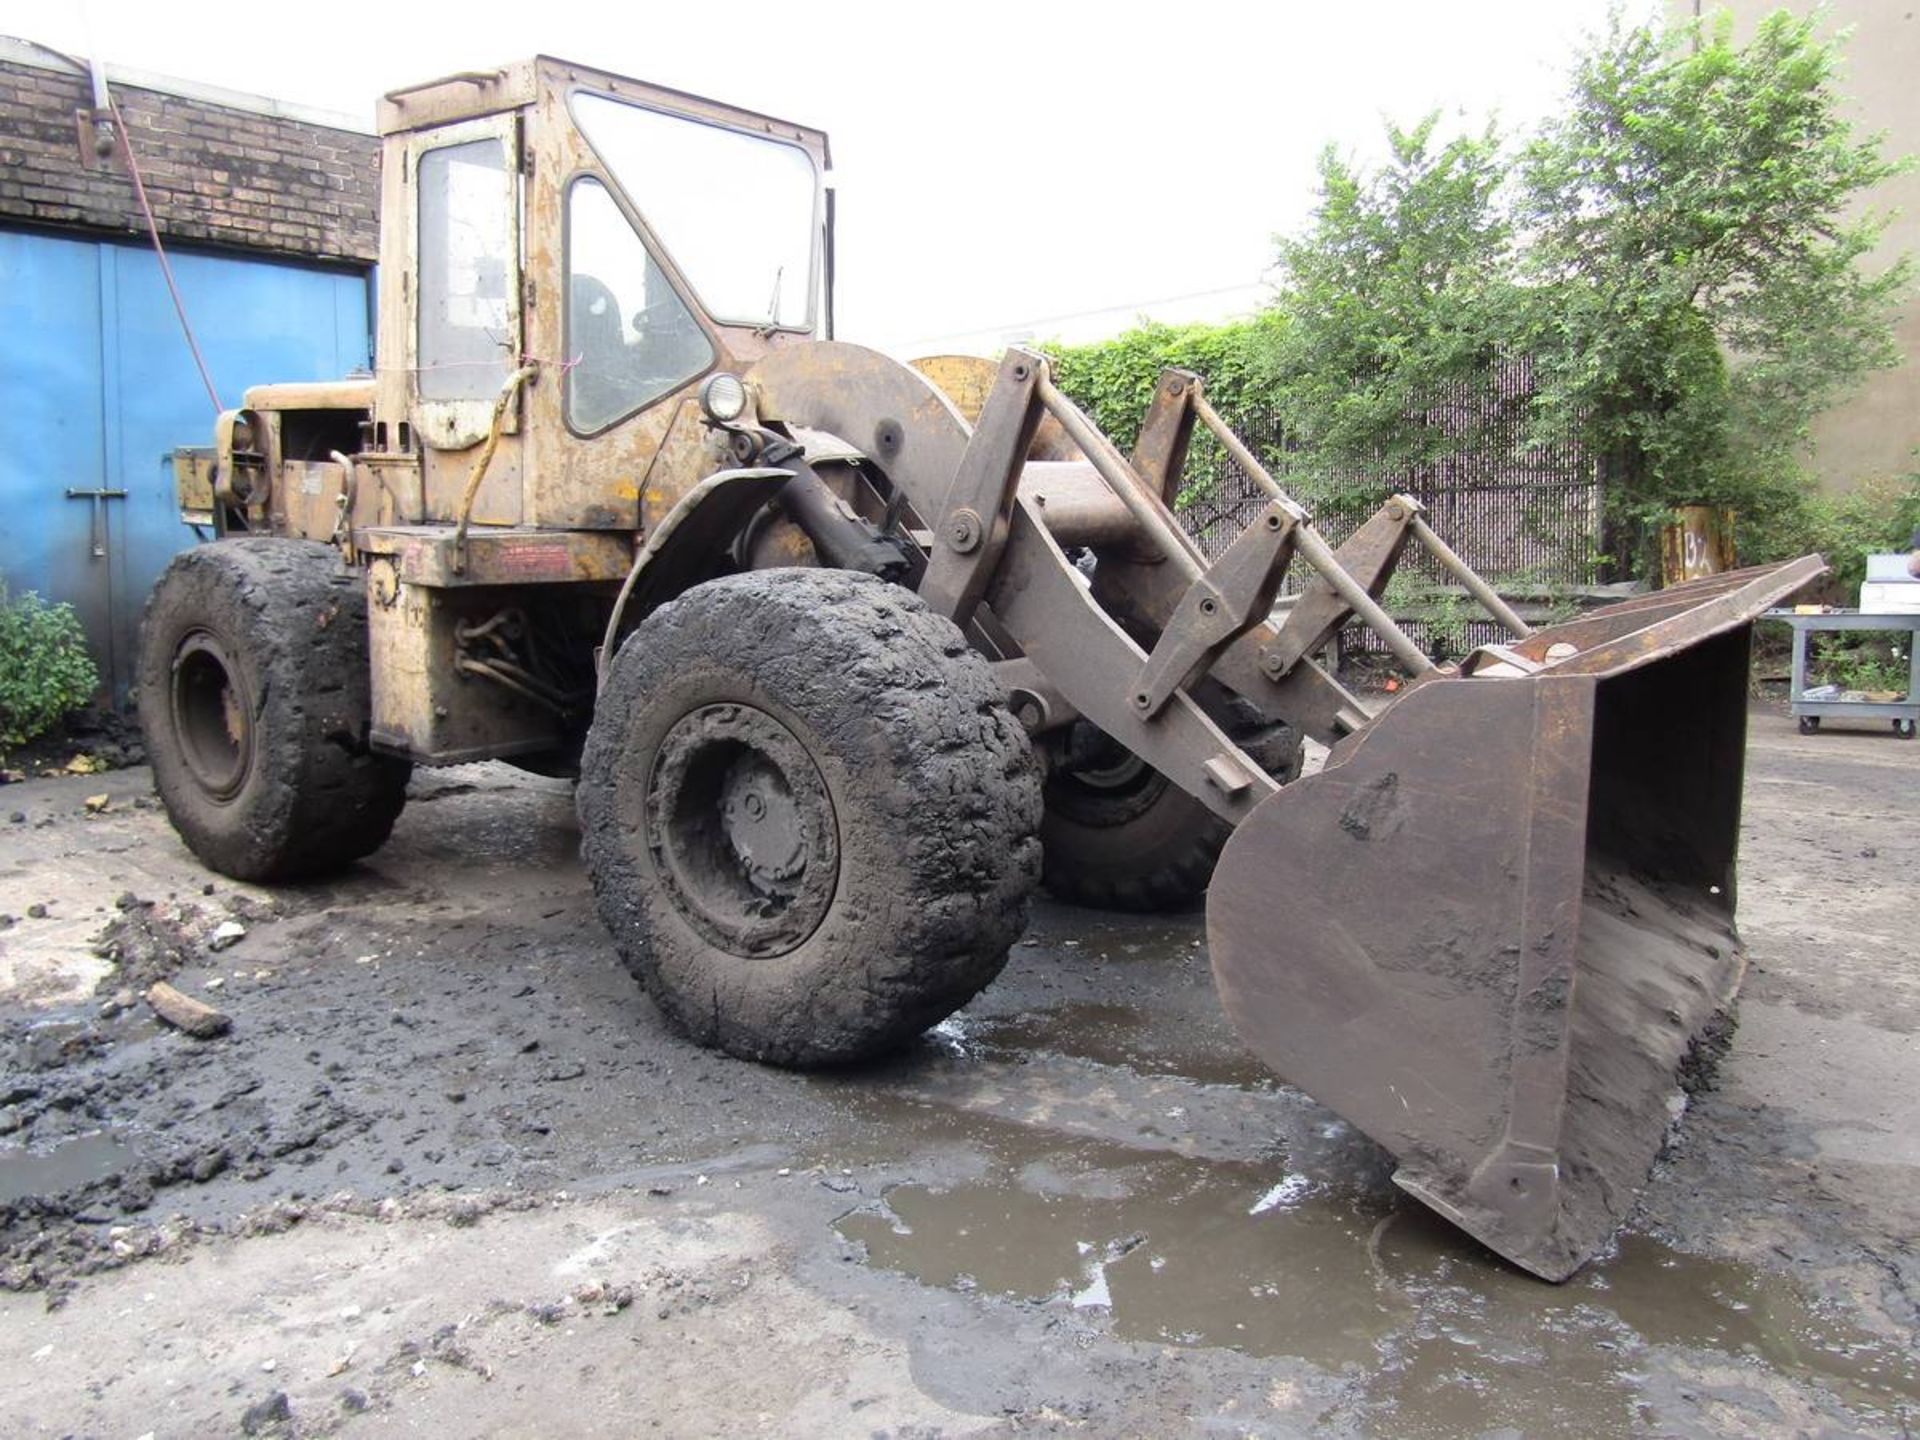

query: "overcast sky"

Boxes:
[3, 0, 1657, 354]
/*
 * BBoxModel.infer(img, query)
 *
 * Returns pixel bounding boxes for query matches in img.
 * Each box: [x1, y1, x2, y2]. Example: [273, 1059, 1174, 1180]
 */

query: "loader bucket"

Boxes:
[1205, 558, 1824, 1280]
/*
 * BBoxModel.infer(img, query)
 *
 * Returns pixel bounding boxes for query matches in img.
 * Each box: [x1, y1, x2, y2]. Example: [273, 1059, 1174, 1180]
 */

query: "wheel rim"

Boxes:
[1048, 722, 1172, 826]
[170, 630, 253, 801]
[644, 703, 839, 957]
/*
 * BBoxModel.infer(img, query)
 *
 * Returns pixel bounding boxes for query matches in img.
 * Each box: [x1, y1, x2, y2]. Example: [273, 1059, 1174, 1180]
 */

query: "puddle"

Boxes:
[838, 1145, 1406, 1371]
[962, 1002, 1276, 1090]
[1368, 1211, 1920, 1436]
[836, 1140, 1920, 1435]
[0, 1131, 140, 1204]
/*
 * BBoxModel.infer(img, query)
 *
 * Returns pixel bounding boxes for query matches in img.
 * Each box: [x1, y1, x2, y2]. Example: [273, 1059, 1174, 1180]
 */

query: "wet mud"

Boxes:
[1, 708, 1917, 1436]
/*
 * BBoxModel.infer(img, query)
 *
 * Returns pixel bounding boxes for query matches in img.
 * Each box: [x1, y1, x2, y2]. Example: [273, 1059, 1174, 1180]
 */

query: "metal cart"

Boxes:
[1764, 609, 1919, 737]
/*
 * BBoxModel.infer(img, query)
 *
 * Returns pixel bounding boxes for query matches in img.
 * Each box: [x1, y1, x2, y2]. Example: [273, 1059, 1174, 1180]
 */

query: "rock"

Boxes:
[82, 793, 110, 814]
[146, 982, 232, 1039]
[8, 811, 24, 824]
[26, 903, 48, 919]
[209, 920, 248, 952]
[340, 1388, 370, 1413]
[572, 1280, 633, 1315]
[239, 1390, 291, 1435]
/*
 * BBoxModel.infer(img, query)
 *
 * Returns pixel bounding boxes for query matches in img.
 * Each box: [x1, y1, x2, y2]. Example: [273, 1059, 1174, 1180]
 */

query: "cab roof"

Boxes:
[375, 55, 829, 164]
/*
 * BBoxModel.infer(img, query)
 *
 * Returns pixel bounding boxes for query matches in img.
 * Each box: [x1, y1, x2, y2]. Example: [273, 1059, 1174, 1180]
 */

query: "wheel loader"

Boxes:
[143, 57, 1823, 1282]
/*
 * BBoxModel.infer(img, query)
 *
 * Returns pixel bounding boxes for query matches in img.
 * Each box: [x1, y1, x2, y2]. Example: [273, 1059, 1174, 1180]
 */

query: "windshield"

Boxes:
[571, 92, 819, 331]
[565, 177, 713, 432]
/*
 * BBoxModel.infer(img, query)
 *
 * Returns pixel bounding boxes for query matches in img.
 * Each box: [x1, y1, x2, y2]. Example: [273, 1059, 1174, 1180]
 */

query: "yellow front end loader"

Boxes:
[142, 57, 1821, 1281]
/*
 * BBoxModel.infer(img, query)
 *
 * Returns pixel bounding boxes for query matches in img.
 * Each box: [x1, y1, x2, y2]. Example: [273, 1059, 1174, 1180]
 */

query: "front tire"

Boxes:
[137, 539, 410, 881]
[579, 569, 1042, 1067]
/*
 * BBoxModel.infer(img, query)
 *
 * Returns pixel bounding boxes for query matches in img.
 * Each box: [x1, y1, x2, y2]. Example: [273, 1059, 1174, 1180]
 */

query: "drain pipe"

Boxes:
[86, 54, 116, 156]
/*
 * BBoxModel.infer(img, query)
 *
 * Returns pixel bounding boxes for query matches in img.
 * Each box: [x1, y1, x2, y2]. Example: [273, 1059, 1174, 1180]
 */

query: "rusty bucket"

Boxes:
[1206, 558, 1823, 1279]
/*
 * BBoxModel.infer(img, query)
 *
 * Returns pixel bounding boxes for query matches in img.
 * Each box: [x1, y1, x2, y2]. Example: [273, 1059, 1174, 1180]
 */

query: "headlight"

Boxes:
[699, 372, 748, 424]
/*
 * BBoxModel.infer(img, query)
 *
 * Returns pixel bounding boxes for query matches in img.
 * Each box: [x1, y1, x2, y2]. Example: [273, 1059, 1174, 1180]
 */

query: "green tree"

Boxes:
[1518, 8, 1911, 572]
[1265, 115, 1516, 477]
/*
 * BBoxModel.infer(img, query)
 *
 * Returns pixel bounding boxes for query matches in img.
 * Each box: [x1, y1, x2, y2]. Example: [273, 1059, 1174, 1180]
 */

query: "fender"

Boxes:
[596, 466, 793, 686]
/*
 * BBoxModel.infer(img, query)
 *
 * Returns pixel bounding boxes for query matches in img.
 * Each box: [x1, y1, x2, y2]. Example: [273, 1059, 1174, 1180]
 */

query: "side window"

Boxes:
[417, 140, 515, 402]
[566, 177, 713, 432]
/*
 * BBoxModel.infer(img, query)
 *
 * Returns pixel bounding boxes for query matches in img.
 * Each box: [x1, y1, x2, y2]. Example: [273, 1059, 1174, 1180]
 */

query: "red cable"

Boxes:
[107, 95, 224, 414]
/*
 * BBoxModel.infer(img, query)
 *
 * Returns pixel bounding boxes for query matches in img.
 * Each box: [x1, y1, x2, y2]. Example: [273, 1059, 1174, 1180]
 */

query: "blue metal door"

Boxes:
[0, 232, 111, 695]
[0, 230, 371, 702]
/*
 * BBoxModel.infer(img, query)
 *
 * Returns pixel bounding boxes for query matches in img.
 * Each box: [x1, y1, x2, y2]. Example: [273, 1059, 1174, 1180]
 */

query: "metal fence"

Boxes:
[1170, 360, 1604, 661]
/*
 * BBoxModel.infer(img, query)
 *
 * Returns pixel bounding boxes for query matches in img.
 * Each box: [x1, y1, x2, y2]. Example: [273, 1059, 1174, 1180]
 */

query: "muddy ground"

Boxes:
[0, 704, 1914, 1438]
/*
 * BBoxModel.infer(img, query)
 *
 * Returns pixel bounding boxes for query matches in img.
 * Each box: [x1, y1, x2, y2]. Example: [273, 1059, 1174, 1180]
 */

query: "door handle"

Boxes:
[65, 487, 128, 558]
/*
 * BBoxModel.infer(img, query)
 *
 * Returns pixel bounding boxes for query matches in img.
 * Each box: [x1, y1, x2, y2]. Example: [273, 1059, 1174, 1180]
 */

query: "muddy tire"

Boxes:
[137, 538, 410, 881]
[578, 568, 1043, 1067]
[1040, 702, 1300, 913]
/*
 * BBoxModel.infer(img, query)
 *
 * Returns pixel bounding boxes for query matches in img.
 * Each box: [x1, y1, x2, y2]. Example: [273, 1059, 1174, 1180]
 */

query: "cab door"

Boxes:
[406, 115, 523, 455]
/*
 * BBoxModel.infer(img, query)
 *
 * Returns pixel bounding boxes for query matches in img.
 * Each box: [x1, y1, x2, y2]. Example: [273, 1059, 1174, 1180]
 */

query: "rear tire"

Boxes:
[1040, 701, 1301, 913]
[137, 539, 410, 881]
[578, 569, 1042, 1067]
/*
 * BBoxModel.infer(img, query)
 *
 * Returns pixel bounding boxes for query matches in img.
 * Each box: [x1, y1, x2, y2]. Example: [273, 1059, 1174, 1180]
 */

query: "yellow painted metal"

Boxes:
[365, 557, 560, 764]
[172, 450, 216, 526]
[241, 379, 376, 412]
[910, 355, 1083, 462]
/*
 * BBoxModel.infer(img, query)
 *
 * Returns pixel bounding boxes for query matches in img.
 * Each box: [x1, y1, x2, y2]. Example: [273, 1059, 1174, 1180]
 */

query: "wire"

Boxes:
[105, 92, 224, 415]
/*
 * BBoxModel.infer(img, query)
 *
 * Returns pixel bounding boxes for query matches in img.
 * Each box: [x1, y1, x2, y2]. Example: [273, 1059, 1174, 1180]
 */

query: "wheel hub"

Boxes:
[719, 754, 809, 889]
[170, 630, 253, 801]
[645, 704, 838, 957]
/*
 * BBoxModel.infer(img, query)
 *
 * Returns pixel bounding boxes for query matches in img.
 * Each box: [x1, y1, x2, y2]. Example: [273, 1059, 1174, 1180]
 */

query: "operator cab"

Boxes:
[373, 57, 833, 532]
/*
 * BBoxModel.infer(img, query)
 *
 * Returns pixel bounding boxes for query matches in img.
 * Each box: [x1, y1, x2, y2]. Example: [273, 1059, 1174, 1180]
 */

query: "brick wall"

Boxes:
[0, 55, 379, 265]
